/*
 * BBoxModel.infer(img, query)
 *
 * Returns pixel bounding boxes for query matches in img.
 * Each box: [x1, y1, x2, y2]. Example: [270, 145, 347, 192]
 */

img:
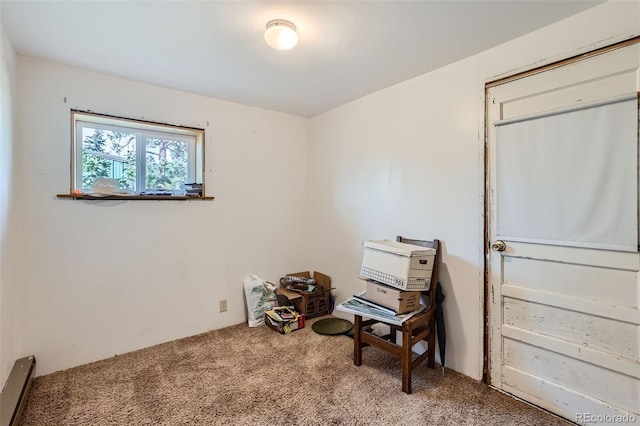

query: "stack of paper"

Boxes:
[336, 292, 425, 326]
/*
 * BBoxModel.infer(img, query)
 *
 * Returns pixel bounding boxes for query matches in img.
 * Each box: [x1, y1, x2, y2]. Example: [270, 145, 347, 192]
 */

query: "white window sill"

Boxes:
[57, 193, 214, 201]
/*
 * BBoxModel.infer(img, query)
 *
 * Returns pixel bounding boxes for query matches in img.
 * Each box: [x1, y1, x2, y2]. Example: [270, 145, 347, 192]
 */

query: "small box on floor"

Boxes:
[275, 271, 332, 319]
[264, 307, 305, 334]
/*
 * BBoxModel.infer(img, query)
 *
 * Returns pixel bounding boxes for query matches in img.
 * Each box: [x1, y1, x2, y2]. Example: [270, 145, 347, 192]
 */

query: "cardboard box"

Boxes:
[276, 271, 331, 319]
[360, 240, 435, 291]
[264, 307, 305, 334]
[365, 280, 421, 314]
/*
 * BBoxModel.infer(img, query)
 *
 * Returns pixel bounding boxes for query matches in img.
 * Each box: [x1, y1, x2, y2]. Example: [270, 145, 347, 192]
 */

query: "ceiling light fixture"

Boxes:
[264, 19, 298, 50]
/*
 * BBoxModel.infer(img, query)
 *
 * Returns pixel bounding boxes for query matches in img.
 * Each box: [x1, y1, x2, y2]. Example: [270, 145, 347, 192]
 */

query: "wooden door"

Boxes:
[487, 41, 640, 424]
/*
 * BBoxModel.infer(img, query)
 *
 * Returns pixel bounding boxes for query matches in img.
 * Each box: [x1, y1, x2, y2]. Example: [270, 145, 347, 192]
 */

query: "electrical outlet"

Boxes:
[219, 299, 228, 313]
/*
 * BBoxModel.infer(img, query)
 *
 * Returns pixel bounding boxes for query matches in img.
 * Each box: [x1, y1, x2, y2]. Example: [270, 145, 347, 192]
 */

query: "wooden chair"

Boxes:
[353, 236, 441, 394]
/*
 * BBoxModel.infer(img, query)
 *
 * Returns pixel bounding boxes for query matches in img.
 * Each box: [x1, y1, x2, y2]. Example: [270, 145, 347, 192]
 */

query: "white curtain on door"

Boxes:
[495, 94, 638, 252]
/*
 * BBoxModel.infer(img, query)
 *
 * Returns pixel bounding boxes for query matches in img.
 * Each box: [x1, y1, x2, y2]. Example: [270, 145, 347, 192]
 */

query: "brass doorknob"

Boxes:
[491, 240, 506, 252]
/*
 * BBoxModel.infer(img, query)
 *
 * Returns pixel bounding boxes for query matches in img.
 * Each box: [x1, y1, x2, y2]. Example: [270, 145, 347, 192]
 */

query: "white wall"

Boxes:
[0, 22, 21, 386]
[15, 57, 311, 376]
[309, 0, 640, 380]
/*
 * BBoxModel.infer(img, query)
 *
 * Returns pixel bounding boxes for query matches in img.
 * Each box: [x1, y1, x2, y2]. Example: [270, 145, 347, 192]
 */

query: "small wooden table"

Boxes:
[353, 304, 436, 394]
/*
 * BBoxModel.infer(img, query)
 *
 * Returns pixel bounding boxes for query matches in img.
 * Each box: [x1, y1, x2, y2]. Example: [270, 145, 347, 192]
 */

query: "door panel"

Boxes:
[495, 46, 640, 119]
[504, 298, 637, 358]
[504, 339, 639, 414]
[502, 325, 640, 379]
[503, 257, 638, 306]
[502, 367, 636, 422]
[487, 41, 640, 424]
[502, 68, 638, 118]
[504, 241, 640, 270]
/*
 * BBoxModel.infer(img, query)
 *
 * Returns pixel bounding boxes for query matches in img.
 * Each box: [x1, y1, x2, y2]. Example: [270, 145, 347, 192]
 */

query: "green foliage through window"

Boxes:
[73, 112, 204, 195]
[145, 139, 188, 190]
[81, 128, 136, 191]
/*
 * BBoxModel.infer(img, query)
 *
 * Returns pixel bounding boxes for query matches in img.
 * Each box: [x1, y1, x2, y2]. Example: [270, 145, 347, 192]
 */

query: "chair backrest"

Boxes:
[396, 236, 440, 312]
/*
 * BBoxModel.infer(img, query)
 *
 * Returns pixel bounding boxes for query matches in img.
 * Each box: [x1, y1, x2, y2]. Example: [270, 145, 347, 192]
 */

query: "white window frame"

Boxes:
[71, 111, 204, 195]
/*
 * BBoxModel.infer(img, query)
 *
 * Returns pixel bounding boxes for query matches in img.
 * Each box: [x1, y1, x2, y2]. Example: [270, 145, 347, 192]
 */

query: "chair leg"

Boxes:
[354, 315, 363, 367]
[401, 325, 412, 394]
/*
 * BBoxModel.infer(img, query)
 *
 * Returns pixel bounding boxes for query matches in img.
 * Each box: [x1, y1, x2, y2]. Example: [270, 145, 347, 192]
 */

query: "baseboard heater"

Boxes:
[0, 356, 36, 426]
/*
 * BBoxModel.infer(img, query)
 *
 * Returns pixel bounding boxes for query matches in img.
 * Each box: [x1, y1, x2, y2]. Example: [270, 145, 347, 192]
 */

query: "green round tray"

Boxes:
[312, 318, 353, 335]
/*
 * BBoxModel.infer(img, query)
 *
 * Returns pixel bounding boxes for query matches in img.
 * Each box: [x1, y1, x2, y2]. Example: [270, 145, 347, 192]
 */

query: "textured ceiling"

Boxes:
[1, 1, 604, 117]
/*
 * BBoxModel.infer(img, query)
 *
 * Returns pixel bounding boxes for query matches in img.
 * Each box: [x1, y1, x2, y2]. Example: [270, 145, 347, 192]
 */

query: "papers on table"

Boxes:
[336, 291, 425, 326]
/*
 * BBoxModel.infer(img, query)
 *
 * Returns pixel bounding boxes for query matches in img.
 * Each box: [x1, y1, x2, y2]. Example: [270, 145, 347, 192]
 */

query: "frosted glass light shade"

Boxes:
[264, 20, 298, 50]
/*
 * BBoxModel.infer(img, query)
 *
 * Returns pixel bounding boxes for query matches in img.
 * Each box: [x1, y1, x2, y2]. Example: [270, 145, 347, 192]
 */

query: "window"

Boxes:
[71, 111, 205, 196]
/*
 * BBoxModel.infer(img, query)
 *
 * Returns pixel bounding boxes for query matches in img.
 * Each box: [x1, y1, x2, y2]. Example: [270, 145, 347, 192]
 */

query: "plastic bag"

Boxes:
[243, 275, 278, 327]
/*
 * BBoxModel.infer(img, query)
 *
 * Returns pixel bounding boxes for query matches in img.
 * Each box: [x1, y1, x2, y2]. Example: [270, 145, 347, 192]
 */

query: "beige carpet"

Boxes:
[19, 317, 570, 425]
